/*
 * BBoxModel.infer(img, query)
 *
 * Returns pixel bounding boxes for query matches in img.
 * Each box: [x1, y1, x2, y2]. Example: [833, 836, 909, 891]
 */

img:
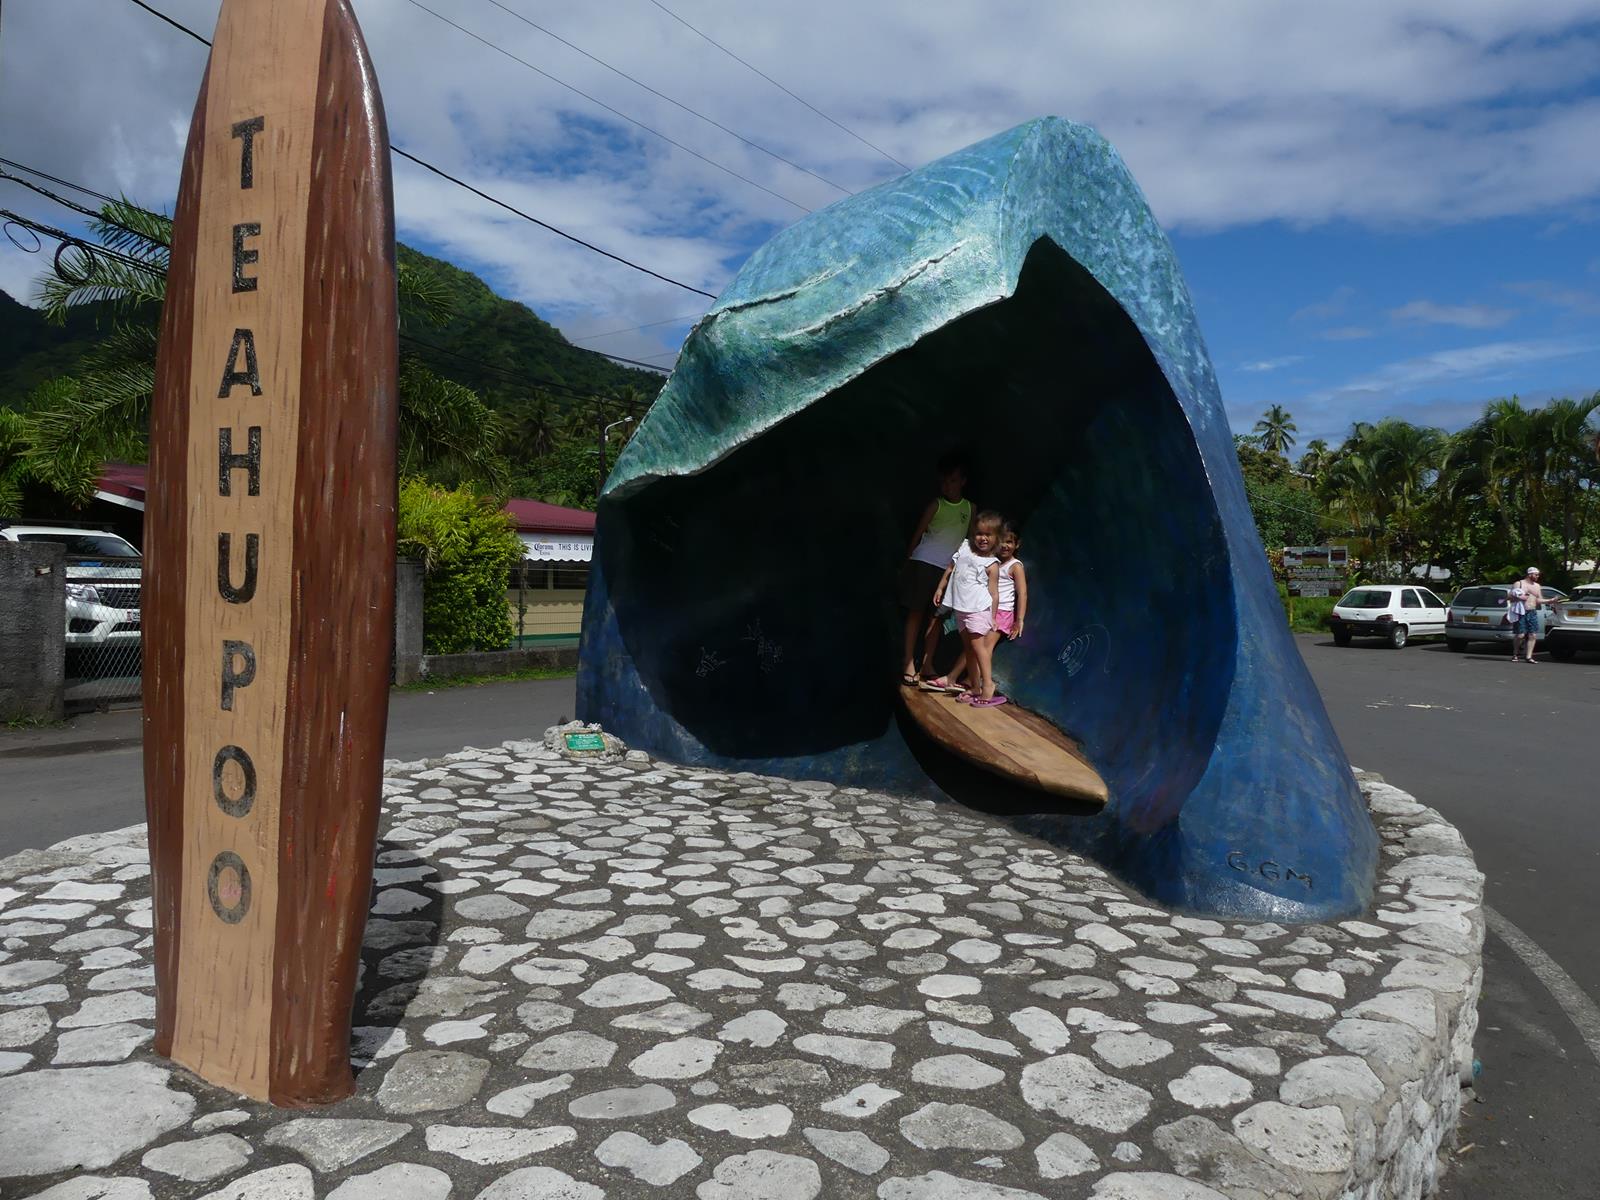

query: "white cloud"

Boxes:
[1504, 279, 1600, 314]
[1291, 286, 1355, 323]
[1326, 338, 1591, 397]
[1318, 326, 1376, 341]
[1388, 299, 1517, 328]
[1240, 355, 1306, 373]
[1, 0, 1599, 350]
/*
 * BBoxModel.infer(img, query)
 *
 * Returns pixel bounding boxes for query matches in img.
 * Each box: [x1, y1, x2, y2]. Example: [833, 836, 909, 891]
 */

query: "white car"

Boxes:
[0, 524, 143, 650]
[1547, 583, 1600, 661]
[1328, 584, 1449, 649]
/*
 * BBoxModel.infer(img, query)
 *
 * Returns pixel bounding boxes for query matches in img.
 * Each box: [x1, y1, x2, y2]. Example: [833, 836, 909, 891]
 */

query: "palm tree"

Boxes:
[21, 197, 508, 503]
[505, 392, 563, 463]
[1296, 438, 1331, 481]
[1318, 419, 1445, 575]
[1253, 405, 1298, 458]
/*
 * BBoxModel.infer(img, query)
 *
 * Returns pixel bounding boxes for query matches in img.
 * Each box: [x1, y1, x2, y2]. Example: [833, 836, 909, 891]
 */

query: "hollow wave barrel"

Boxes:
[578, 117, 1376, 922]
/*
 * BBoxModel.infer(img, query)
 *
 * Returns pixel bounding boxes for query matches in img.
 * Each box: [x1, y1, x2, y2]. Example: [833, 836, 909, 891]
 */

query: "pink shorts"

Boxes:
[958, 610, 995, 635]
[995, 610, 1016, 636]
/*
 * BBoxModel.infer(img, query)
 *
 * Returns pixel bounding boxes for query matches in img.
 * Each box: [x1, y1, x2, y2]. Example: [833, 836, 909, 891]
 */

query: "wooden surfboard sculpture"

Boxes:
[900, 688, 1109, 805]
[143, 0, 397, 1104]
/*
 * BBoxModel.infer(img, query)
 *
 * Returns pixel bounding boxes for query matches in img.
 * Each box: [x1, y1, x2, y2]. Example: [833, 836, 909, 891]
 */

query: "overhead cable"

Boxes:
[645, 0, 910, 171]
[479, 0, 850, 195]
[2, 203, 660, 406]
[568, 310, 705, 343]
[2, 156, 675, 392]
[402, 0, 813, 213]
[123, 0, 723, 300]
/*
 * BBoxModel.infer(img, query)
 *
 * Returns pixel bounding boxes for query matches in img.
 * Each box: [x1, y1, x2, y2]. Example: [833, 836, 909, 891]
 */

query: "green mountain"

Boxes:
[0, 290, 153, 410]
[395, 244, 664, 409]
[0, 242, 664, 413]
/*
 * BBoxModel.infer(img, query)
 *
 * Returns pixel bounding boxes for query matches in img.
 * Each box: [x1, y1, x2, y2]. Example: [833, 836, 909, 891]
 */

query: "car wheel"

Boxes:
[1446, 638, 1466, 653]
[1387, 624, 1409, 649]
[1333, 629, 1352, 646]
[1550, 642, 1577, 661]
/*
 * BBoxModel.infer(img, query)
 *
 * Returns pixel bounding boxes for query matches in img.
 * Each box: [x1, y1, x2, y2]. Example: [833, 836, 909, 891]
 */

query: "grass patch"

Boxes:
[396, 665, 576, 692]
[2, 713, 68, 731]
[1282, 595, 1336, 633]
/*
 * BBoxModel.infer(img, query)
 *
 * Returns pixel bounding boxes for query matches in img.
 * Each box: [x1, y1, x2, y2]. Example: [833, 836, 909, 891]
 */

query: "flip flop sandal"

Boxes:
[956, 692, 978, 704]
[971, 694, 1010, 708]
[901, 673, 919, 686]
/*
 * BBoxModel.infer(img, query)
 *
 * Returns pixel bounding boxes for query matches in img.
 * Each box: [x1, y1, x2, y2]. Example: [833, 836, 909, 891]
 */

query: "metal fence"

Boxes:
[62, 556, 143, 707]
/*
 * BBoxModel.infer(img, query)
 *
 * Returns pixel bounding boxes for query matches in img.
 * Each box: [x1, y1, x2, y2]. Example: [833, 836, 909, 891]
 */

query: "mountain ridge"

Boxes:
[0, 242, 667, 412]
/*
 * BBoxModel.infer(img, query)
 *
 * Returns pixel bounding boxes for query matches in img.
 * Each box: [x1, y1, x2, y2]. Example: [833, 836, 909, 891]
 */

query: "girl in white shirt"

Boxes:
[926, 511, 1006, 706]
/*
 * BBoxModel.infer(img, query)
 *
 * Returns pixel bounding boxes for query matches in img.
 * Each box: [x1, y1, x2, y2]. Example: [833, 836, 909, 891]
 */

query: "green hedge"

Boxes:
[397, 478, 524, 654]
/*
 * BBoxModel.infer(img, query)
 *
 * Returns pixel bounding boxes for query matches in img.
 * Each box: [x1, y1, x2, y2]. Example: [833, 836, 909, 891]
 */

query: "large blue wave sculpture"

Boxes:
[579, 117, 1377, 921]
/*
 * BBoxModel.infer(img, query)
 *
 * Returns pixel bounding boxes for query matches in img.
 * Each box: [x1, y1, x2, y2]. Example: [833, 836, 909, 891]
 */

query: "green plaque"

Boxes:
[563, 732, 606, 752]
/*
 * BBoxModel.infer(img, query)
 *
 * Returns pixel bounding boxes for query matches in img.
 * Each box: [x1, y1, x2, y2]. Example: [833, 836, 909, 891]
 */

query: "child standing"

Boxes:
[995, 523, 1027, 642]
[899, 452, 972, 684]
[928, 511, 1006, 706]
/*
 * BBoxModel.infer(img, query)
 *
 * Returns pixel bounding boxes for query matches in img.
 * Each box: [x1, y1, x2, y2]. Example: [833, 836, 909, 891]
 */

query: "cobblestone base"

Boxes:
[0, 728, 1482, 1199]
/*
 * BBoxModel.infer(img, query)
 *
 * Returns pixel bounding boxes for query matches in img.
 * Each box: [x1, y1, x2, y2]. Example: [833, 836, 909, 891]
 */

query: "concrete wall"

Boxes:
[0, 542, 66, 722]
[394, 558, 425, 685]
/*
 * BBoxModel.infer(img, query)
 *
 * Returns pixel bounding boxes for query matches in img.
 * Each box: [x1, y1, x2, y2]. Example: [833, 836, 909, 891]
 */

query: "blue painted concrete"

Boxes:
[579, 118, 1377, 920]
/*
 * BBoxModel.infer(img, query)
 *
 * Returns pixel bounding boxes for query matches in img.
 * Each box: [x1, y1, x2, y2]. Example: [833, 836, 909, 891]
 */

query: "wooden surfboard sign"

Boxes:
[144, 0, 397, 1104]
[900, 688, 1109, 805]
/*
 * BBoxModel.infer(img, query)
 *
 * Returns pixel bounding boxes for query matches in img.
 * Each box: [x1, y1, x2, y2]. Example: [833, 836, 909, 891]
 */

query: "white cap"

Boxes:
[1528, 567, 1541, 576]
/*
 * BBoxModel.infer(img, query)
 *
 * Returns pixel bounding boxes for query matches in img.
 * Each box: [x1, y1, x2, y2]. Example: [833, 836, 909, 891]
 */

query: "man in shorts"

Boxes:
[1512, 566, 1544, 662]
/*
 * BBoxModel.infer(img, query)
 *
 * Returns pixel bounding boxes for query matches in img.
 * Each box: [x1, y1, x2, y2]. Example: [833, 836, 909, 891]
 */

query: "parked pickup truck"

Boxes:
[0, 524, 143, 650]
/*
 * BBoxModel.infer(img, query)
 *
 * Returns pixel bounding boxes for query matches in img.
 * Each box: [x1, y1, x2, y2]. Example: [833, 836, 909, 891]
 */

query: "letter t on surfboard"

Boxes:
[143, 0, 398, 1104]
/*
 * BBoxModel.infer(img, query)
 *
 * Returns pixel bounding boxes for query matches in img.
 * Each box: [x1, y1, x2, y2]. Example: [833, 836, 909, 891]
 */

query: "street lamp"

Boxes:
[598, 415, 634, 498]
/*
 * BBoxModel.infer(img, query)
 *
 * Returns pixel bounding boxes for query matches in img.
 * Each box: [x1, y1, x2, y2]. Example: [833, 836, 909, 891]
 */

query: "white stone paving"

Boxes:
[0, 735, 1482, 1199]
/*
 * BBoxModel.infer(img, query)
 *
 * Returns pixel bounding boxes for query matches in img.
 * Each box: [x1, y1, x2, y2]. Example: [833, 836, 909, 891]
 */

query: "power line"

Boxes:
[0, 157, 122, 210]
[389, 150, 716, 299]
[0, 154, 670, 400]
[403, 0, 813, 214]
[567, 310, 704, 344]
[584, 348, 672, 374]
[0, 169, 170, 250]
[399, 333, 657, 405]
[1, 199, 659, 408]
[123, 0, 723, 300]
[645, 0, 910, 172]
[0, 208, 164, 276]
[479, 0, 850, 196]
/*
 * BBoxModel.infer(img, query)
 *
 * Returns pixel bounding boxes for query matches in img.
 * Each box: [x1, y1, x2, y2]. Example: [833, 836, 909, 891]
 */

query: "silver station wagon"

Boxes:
[1547, 583, 1600, 660]
[1445, 583, 1567, 653]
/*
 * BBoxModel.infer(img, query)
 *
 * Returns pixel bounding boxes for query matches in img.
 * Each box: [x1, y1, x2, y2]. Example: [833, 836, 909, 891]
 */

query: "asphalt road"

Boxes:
[1293, 632, 1600, 1199]
[2, 640, 1595, 1194]
[0, 677, 579, 858]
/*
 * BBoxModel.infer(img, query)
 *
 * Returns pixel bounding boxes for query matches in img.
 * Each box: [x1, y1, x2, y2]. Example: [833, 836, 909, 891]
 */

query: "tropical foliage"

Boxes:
[0, 200, 659, 518]
[395, 477, 525, 654]
[1243, 399, 1600, 587]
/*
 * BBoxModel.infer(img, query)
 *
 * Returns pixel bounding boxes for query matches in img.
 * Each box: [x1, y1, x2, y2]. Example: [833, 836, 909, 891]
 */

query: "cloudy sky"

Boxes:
[2, 0, 1598, 448]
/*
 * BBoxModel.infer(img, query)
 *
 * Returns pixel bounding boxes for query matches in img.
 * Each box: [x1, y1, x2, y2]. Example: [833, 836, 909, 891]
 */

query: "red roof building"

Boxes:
[95, 464, 596, 562]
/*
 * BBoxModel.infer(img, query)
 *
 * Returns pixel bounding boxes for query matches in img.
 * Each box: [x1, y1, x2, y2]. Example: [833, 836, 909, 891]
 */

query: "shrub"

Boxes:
[397, 478, 524, 654]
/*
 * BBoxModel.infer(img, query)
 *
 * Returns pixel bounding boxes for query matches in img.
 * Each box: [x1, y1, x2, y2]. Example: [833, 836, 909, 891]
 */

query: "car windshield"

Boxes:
[1338, 589, 1391, 608]
[17, 532, 140, 558]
